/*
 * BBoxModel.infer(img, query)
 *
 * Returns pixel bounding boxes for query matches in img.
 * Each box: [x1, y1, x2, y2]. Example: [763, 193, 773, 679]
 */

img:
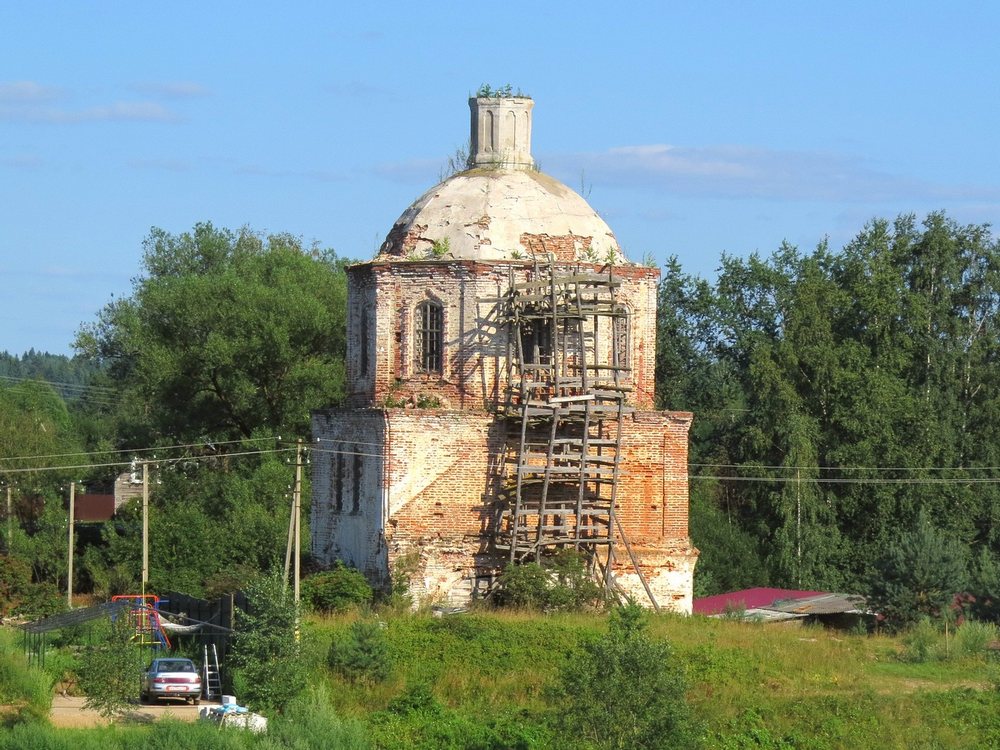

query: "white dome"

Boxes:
[376, 167, 628, 264]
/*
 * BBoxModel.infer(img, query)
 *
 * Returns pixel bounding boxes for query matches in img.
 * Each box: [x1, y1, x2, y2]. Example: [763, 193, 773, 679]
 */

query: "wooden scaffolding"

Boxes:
[494, 260, 632, 585]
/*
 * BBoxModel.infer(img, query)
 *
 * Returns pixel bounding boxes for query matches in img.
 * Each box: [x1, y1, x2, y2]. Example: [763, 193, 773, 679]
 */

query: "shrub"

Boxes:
[14, 582, 65, 618]
[970, 546, 1000, 622]
[78, 615, 144, 719]
[270, 684, 372, 750]
[495, 562, 551, 609]
[303, 563, 373, 614]
[0, 632, 51, 725]
[0, 556, 30, 616]
[328, 620, 394, 684]
[494, 549, 603, 611]
[382, 552, 417, 611]
[868, 510, 969, 631]
[955, 620, 999, 660]
[548, 601, 701, 749]
[370, 682, 551, 749]
[902, 617, 941, 663]
[230, 571, 307, 712]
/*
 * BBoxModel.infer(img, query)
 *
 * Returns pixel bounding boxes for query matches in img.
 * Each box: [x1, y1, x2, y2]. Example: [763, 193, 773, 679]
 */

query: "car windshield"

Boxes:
[156, 660, 195, 673]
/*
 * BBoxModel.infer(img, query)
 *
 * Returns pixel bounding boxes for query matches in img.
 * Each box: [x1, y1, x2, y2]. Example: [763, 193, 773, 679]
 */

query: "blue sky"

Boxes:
[2, 1, 998, 355]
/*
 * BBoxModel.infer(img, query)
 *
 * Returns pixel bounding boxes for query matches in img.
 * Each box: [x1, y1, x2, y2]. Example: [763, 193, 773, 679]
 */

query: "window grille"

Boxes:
[415, 300, 443, 373]
[521, 318, 552, 365]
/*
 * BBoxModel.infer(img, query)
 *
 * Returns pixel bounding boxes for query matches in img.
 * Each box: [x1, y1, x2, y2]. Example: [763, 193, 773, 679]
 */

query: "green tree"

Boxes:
[327, 620, 393, 684]
[868, 509, 970, 631]
[970, 546, 1000, 622]
[0, 379, 81, 483]
[659, 214, 1000, 598]
[83, 447, 297, 599]
[76, 223, 350, 444]
[79, 615, 143, 719]
[0, 555, 30, 616]
[549, 602, 701, 749]
[7, 496, 71, 591]
[229, 571, 307, 713]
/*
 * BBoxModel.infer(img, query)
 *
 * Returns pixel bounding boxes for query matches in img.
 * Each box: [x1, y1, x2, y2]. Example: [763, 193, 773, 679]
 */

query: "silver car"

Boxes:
[140, 657, 202, 704]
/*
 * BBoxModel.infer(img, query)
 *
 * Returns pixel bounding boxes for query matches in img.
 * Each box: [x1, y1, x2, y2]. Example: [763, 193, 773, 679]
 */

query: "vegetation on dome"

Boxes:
[475, 83, 529, 98]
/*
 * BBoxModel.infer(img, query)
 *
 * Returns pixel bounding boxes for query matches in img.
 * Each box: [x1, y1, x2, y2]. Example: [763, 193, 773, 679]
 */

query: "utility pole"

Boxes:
[796, 468, 802, 588]
[142, 462, 149, 595]
[5, 485, 11, 553]
[283, 486, 295, 592]
[293, 439, 303, 605]
[67, 482, 75, 608]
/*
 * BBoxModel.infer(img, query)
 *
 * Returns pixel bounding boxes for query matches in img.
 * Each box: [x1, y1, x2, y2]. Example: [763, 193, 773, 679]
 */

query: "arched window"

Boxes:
[521, 317, 552, 365]
[612, 305, 630, 370]
[415, 300, 443, 373]
[359, 310, 369, 377]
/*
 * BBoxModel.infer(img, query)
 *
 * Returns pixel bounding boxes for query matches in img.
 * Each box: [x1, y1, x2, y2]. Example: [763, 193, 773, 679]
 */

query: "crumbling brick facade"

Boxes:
[344, 260, 659, 411]
[310, 94, 697, 611]
[311, 405, 697, 610]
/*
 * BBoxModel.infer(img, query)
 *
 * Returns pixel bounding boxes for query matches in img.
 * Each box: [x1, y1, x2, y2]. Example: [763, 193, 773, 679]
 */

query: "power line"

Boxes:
[0, 374, 120, 402]
[0, 435, 283, 464]
[0, 446, 295, 475]
[0, 374, 117, 393]
[4, 430, 999, 487]
[0, 385, 119, 408]
[690, 474, 1000, 485]
[690, 461, 1000, 473]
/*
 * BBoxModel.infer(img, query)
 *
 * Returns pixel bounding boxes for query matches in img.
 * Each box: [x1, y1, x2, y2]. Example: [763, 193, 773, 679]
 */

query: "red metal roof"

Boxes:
[693, 587, 824, 616]
[74, 494, 115, 522]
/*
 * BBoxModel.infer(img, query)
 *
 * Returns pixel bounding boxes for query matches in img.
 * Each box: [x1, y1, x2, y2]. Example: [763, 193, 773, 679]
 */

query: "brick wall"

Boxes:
[314, 255, 695, 611]
[310, 409, 390, 587]
[311, 405, 696, 610]
[344, 260, 658, 411]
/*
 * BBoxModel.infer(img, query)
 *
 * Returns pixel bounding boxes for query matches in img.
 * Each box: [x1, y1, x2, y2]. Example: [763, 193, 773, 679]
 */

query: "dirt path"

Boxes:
[49, 695, 220, 728]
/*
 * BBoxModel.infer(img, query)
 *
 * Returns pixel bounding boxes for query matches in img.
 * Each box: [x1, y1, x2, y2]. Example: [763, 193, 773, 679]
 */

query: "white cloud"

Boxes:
[0, 100, 179, 123]
[325, 80, 395, 101]
[0, 154, 42, 168]
[129, 81, 211, 98]
[0, 80, 181, 123]
[128, 157, 191, 172]
[232, 163, 348, 182]
[372, 157, 442, 184]
[545, 143, 1000, 204]
[0, 81, 61, 102]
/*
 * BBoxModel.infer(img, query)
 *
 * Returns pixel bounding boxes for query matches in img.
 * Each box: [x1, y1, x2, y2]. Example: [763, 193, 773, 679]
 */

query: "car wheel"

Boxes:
[193, 698, 200, 706]
[139, 691, 148, 703]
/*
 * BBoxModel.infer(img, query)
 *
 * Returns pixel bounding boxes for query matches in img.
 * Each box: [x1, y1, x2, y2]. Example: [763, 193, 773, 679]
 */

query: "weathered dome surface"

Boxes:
[375, 167, 628, 264]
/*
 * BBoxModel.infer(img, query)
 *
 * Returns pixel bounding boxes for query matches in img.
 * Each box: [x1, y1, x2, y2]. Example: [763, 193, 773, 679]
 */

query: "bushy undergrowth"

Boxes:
[0, 708, 371, 750]
[302, 563, 373, 614]
[369, 682, 551, 749]
[0, 629, 51, 726]
[328, 620, 393, 684]
[902, 617, 999, 663]
[493, 550, 603, 611]
[549, 602, 701, 749]
[230, 572, 307, 713]
[9, 609, 1000, 749]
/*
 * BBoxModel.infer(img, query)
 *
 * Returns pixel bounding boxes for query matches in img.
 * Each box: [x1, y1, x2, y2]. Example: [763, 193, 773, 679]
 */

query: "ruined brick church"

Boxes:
[310, 94, 697, 611]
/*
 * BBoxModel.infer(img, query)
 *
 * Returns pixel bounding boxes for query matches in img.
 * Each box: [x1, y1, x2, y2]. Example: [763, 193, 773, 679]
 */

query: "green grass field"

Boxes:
[3, 610, 1000, 749]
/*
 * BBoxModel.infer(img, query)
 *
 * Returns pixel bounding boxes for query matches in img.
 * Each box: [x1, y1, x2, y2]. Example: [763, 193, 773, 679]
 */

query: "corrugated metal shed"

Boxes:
[694, 588, 869, 620]
[693, 588, 823, 616]
[766, 593, 868, 615]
